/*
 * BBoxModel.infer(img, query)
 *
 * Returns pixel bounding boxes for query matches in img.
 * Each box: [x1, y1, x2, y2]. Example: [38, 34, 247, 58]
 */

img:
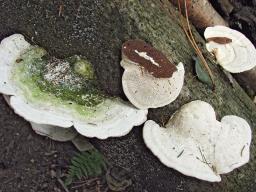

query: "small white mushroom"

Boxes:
[121, 40, 185, 109]
[143, 100, 251, 182]
[30, 123, 78, 142]
[0, 34, 148, 139]
[204, 25, 256, 73]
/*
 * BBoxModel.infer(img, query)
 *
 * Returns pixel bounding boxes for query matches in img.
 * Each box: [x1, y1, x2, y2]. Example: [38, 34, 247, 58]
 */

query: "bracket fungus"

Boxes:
[0, 34, 148, 140]
[30, 122, 78, 142]
[143, 100, 251, 182]
[121, 40, 185, 109]
[204, 25, 256, 73]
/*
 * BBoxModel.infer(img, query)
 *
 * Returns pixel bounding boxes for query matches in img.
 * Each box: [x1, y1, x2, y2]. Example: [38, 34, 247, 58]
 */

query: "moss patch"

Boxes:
[11, 46, 109, 117]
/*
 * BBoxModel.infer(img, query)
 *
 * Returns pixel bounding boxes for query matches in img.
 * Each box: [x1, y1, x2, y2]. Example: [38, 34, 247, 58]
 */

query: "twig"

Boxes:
[3, 176, 18, 184]
[57, 177, 70, 192]
[72, 177, 99, 184]
[96, 179, 101, 192]
[177, 149, 184, 158]
[241, 145, 246, 157]
[103, 187, 109, 192]
[177, 0, 215, 90]
[160, 116, 166, 127]
[184, 0, 215, 89]
[59, 4, 64, 17]
[71, 182, 87, 189]
[71, 177, 102, 190]
[198, 147, 211, 166]
[197, 147, 217, 174]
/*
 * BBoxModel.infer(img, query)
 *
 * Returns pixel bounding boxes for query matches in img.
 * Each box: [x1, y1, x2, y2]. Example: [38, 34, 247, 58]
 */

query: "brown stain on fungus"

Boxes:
[122, 40, 177, 78]
[16, 58, 23, 63]
[207, 37, 232, 44]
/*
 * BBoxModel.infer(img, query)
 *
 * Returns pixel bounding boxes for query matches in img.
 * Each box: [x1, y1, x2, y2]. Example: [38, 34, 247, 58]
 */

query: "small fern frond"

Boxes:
[65, 149, 107, 186]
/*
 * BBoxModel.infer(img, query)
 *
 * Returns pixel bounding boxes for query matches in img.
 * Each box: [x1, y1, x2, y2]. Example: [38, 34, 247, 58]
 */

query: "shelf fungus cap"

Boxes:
[0, 34, 148, 139]
[204, 25, 256, 73]
[143, 100, 251, 182]
[0, 34, 30, 95]
[121, 40, 185, 109]
[3, 95, 77, 142]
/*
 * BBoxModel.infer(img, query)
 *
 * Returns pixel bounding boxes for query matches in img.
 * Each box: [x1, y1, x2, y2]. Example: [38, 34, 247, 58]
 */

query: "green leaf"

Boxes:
[65, 149, 107, 186]
[194, 56, 213, 87]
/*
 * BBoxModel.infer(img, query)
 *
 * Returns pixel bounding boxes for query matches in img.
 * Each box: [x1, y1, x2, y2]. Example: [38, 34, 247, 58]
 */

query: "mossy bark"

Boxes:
[100, 1, 256, 191]
[0, 0, 256, 191]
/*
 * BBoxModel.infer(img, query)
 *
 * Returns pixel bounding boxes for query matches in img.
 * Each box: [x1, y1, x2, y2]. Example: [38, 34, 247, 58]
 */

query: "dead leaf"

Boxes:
[106, 166, 132, 191]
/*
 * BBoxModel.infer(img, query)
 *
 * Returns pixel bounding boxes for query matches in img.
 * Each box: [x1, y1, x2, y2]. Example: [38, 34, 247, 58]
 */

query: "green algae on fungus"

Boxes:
[0, 34, 147, 139]
[14, 46, 105, 108]
[72, 58, 96, 80]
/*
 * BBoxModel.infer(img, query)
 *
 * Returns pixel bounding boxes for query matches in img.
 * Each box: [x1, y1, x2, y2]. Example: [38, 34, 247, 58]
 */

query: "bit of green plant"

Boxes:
[194, 56, 213, 88]
[177, 0, 215, 90]
[65, 150, 107, 186]
[16, 47, 106, 108]
[73, 59, 96, 80]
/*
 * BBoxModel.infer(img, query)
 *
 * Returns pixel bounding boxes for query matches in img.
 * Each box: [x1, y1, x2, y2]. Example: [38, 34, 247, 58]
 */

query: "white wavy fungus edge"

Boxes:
[121, 58, 185, 109]
[204, 25, 256, 73]
[0, 34, 148, 140]
[143, 100, 251, 182]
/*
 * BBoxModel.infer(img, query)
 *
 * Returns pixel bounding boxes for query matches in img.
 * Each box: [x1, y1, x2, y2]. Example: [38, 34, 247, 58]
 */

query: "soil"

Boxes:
[0, 96, 76, 192]
[0, 0, 255, 192]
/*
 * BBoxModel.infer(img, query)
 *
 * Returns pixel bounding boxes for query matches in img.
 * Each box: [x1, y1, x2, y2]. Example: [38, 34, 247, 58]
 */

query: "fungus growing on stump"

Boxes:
[0, 34, 148, 140]
[121, 40, 185, 109]
[143, 100, 251, 182]
[204, 25, 256, 73]
[30, 122, 78, 142]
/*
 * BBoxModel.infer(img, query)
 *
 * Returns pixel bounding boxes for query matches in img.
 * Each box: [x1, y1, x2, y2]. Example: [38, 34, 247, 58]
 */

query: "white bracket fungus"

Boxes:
[3, 95, 94, 151]
[30, 122, 78, 142]
[121, 40, 185, 109]
[0, 34, 148, 139]
[204, 25, 256, 73]
[143, 100, 251, 182]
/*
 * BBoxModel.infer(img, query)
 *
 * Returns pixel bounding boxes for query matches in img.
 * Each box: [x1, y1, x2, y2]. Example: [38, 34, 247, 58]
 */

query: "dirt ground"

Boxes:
[0, 96, 76, 192]
[0, 0, 256, 192]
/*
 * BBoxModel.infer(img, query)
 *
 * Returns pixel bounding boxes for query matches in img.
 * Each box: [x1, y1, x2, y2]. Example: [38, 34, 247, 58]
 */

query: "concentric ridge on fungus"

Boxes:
[204, 25, 256, 73]
[120, 39, 185, 109]
[143, 100, 251, 182]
